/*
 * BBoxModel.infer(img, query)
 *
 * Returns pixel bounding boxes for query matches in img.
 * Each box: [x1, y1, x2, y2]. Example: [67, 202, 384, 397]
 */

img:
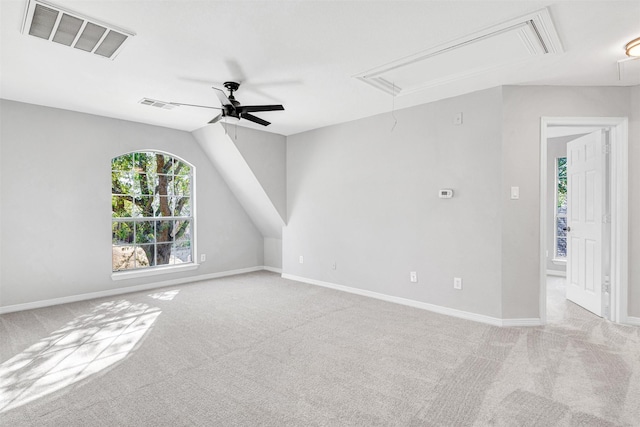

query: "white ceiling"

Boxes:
[1, 0, 638, 136]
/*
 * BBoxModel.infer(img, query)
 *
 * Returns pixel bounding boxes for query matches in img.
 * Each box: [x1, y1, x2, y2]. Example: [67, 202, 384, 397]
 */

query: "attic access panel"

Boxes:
[355, 8, 563, 96]
[22, 0, 135, 60]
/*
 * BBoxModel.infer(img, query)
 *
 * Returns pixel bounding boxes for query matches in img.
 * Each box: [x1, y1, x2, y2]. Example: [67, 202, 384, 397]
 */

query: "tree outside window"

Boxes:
[555, 157, 567, 258]
[111, 152, 193, 272]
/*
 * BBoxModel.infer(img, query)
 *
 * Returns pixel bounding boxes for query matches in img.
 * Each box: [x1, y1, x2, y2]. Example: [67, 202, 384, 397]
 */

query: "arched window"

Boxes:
[111, 151, 193, 272]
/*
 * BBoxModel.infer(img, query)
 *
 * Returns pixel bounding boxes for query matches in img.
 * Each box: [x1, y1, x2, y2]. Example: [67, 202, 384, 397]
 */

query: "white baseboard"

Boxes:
[546, 270, 566, 277]
[281, 274, 541, 328]
[0, 266, 268, 315]
[501, 318, 543, 327]
[626, 316, 640, 326]
[263, 266, 283, 274]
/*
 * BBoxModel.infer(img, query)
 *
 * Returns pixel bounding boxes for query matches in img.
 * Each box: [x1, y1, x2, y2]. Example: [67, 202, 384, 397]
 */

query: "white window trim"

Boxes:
[111, 263, 199, 281]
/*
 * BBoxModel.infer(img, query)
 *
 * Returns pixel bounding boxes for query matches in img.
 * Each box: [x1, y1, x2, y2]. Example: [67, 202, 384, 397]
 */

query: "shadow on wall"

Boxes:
[0, 290, 179, 412]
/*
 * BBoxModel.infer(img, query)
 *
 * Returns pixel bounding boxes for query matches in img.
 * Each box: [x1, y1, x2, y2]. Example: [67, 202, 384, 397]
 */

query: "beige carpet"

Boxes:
[1, 271, 638, 426]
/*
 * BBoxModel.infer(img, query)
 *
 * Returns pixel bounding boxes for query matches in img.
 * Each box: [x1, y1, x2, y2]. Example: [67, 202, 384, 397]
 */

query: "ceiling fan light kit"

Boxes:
[625, 37, 640, 57]
[171, 81, 284, 127]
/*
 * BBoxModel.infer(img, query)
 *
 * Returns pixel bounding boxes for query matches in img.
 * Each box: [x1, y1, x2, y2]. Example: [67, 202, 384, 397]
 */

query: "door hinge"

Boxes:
[603, 282, 611, 293]
[603, 144, 611, 154]
[602, 214, 611, 223]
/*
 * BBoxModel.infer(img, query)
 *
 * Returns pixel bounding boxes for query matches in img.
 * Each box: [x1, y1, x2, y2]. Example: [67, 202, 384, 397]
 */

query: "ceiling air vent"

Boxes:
[354, 8, 563, 96]
[139, 99, 177, 110]
[22, 0, 135, 59]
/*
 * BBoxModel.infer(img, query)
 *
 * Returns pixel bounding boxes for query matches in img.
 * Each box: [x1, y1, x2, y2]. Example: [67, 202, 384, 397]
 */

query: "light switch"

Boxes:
[510, 186, 520, 200]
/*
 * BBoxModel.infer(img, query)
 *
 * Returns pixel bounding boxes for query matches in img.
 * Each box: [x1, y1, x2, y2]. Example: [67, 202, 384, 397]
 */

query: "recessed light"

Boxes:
[625, 37, 640, 57]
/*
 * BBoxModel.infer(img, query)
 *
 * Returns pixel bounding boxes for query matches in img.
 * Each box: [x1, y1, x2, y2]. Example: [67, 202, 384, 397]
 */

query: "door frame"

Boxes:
[539, 117, 628, 324]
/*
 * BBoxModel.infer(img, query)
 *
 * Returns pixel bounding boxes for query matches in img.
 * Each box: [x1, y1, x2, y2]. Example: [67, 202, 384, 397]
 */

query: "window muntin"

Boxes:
[112, 152, 193, 272]
[555, 157, 567, 258]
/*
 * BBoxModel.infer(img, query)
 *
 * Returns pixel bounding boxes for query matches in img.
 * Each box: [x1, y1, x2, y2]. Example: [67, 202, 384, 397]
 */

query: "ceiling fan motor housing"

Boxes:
[223, 81, 240, 93]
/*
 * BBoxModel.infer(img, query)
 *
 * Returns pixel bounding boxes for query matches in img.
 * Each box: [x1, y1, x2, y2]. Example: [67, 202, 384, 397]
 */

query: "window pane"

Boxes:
[112, 245, 136, 271]
[156, 220, 174, 243]
[112, 171, 133, 194]
[135, 221, 155, 244]
[157, 174, 173, 196]
[154, 196, 173, 217]
[112, 153, 132, 172]
[557, 217, 567, 238]
[175, 197, 190, 216]
[557, 157, 567, 214]
[156, 243, 172, 266]
[136, 245, 154, 268]
[133, 172, 156, 196]
[112, 195, 134, 218]
[112, 221, 134, 244]
[174, 160, 191, 176]
[557, 238, 567, 258]
[173, 221, 191, 263]
[132, 196, 153, 217]
[174, 219, 190, 243]
[155, 153, 173, 174]
[134, 152, 156, 174]
[173, 174, 189, 196]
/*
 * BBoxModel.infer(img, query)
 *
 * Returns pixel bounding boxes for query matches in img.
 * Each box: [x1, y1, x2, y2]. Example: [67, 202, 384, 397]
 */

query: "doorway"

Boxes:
[539, 117, 629, 325]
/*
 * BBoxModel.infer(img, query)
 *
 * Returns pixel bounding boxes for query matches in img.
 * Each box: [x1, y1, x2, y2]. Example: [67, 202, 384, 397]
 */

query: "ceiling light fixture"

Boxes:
[625, 37, 640, 57]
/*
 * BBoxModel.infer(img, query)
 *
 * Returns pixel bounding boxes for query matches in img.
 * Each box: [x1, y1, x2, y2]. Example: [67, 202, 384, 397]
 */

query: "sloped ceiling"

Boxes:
[1, 0, 638, 136]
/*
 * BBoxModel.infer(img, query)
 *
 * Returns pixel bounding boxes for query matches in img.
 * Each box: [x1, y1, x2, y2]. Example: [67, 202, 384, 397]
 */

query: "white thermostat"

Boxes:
[439, 189, 454, 199]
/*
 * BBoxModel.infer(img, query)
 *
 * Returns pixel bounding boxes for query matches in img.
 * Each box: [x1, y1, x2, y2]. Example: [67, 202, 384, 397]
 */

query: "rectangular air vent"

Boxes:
[139, 98, 177, 110]
[22, 0, 135, 59]
[354, 8, 563, 96]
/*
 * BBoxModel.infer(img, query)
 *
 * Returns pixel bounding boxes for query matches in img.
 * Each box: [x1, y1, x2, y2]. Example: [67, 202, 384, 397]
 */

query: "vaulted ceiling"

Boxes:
[1, 0, 638, 136]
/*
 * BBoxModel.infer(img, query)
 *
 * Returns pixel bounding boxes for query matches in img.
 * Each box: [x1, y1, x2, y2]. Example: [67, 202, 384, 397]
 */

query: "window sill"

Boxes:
[551, 258, 567, 265]
[111, 263, 199, 281]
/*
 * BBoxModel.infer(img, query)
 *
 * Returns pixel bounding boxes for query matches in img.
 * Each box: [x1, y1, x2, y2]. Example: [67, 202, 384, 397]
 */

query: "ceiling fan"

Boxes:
[171, 81, 284, 126]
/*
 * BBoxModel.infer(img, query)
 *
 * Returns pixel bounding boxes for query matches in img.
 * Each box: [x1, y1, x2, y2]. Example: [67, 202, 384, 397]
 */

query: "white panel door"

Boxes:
[566, 130, 605, 316]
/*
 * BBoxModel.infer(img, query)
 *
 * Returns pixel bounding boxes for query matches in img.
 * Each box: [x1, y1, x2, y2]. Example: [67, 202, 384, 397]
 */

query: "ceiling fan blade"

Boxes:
[208, 113, 223, 124]
[241, 113, 271, 126]
[239, 105, 285, 113]
[169, 102, 221, 110]
[213, 87, 231, 106]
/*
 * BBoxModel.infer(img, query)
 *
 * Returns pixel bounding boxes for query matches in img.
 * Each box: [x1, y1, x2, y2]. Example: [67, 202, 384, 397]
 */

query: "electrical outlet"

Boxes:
[454, 277, 462, 290]
[299, 255, 304, 264]
[331, 262, 337, 270]
[200, 254, 206, 262]
[410, 271, 418, 283]
[453, 112, 463, 125]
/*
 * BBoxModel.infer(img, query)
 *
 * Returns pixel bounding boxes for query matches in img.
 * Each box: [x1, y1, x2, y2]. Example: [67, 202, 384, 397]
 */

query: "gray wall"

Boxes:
[285, 85, 638, 321]
[285, 87, 504, 318]
[501, 86, 637, 319]
[0, 100, 264, 308]
[229, 124, 287, 222]
[227, 124, 286, 270]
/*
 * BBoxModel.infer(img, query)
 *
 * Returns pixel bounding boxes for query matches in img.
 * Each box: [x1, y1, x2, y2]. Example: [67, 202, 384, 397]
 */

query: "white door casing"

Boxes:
[566, 130, 605, 316]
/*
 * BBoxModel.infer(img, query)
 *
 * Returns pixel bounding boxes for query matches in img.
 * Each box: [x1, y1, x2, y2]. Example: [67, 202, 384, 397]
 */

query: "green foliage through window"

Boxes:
[555, 157, 567, 258]
[112, 152, 193, 272]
